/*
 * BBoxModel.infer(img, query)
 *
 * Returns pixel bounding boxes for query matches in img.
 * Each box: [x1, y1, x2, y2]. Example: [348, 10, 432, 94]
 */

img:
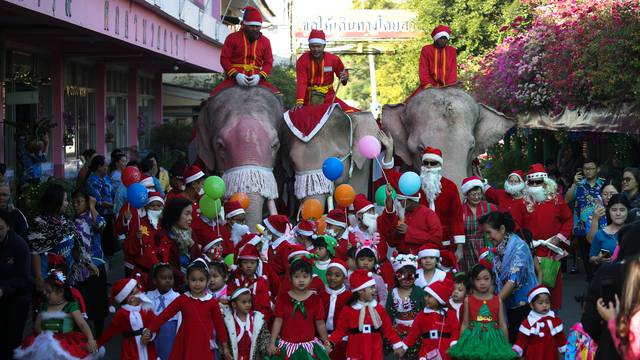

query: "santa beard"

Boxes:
[420, 166, 443, 202]
[504, 181, 525, 196]
[526, 186, 547, 203]
[147, 209, 162, 229]
[361, 213, 378, 234]
[230, 223, 250, 246]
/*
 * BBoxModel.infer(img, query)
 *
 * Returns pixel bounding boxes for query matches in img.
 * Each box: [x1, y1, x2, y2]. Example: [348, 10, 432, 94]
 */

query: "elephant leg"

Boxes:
[245, 192, 265, 230]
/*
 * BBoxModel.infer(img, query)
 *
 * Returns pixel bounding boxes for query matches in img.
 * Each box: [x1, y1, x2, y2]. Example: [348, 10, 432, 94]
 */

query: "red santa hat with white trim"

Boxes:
[327, 258, 349, 276]
[527, 285, 550, 304]
[110, 278, 138, 311]
[237, 242, 261, 261]
[308, 29, 326, 45]
[508, 170, 525, 182]
[242, 6, 263, 26]
[288, 243, 310, 261]
[418, 243, 441, 259]
[350, 269, 377, 292]
[353, 194, 374, 214]
[461, 176, 484, 195]
[421, 146, 443, 164]
[326, 209, 347, 228]
[263, 214, 290, 237]
[183, 165, 205, 185]
[224, 201, 245, 219]
[203, 237, 223, 253]
[424, 278, 454, 305]
[431, 25, 452, 41]
[146, 191, 164, 206]
[439, 249, 458, 272]
[140, 176, 155, 188]
[527, 163, 548, 181]
[478, 247, 492, 261]
[296, 219, 316, 237]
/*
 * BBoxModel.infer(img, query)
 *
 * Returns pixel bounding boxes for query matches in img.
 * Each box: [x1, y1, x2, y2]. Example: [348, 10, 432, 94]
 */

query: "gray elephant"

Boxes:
[381, 87, 515, 189]
[197, 86, 284, 227]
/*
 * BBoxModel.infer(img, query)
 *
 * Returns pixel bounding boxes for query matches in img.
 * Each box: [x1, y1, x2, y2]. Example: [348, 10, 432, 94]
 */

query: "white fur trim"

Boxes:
[352, 278, 376, 292]
[283, 103, 340, 143]
[288, 250, 310, 259]
[424, 286, 446, 305]
[229, 288, 251, 301]
[39, 311, 68, 320]
[418, 249, 440, 259]
[528, 287, 550, 304]
[203, 237, 223, 252]
[13, 331, 103, 360]
[512, 344, 523, 357]
[527, 172, 547, 180]
[421, 153, 443, 164]
[392, 342, 406, 350]
[146, 195, 164, 205]
[556, 233, 569, 245]
[461, 179, 484, 195]
[140, 177, 154, 187]
[264, 218, 284, 237]
[508, 172, 524, 182]
[381, 156, 394, 169]
[296, 228, 314, 237]
[442, 240, 451, 246]
[185, 171, 205, 184]
[243, 21, 262, 26]
[294, 169, 334, 199]
[432, 31, 450, 40]
[222, 165, 278, 200]
[327, 263, 348, 276]
[308, 38, 326, 45]
[225, 208, 245, 219]
[454, 235, 465, 244]
[115, 279, 137, 304]
[325, 217, 346, 228]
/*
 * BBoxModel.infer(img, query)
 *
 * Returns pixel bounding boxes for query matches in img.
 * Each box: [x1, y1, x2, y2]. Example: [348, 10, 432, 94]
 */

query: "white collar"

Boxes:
[352, 299, 377, 310]
[449, 299, 462, 310]
[423, 307, 446, 315]
[185, 291, 213, 301]
[122, 304, 141, 312]
[271, 235, 288, 250]
[147, 289, 178, 299]
[315, 259, 331, 270]
[325, 285, 347, 297]
[527, 310, 555, 326]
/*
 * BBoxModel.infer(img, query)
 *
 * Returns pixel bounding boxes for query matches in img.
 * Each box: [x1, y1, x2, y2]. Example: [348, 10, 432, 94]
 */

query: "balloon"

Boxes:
[301, 198, 323, 220]
[122, 166, 141, 187]
[230, 192, 250, 209]
[204, 176, 225, 199]
[334, 184, 356, 208]
[127, 183, 148, 209]
[375, 185, 396, 206]
[358, 135, 381, 160]
[199, 196, 222, 219]
[316, 216, 327, 235]
[399, 171, 421, 196]
[322, 157, 344, 181]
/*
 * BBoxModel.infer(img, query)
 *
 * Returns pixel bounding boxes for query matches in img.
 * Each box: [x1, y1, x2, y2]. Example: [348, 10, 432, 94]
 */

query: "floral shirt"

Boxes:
[493, 233, 538, 309]
[572, 178, 606, 236]
[86, 173, 114, 216]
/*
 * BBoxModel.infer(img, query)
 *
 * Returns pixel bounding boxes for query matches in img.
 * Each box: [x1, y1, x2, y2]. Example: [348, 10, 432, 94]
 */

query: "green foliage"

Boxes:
[17, 178, 76, 222]
[269, 64, 298, 109]
[481, 132, 528, 186]
[340, 55, 372, 110]
[150, 122, 193, 169]
[352, 0, 403, 9]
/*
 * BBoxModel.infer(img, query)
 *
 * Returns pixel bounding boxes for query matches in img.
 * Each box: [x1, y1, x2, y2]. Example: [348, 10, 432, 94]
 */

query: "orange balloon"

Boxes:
[301, 198, 323, 220]
[334, 184, 356, 208]
[230, 192, 250, 209]
[316, 216, 327, 235]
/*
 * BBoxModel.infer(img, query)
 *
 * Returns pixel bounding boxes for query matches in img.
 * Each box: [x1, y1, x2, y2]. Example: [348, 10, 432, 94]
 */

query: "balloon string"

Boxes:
[375, 156, 390, 185]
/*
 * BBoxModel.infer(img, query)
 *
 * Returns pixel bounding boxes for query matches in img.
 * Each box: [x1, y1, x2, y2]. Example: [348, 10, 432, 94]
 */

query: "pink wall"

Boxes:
[154, 73, 163, 126]
[95, 64, 107, 156]
[128, 68, 139, 158]
[52, 53, 65, 178]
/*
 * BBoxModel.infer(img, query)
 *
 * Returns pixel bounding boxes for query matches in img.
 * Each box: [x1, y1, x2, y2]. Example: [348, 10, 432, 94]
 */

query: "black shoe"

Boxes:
[570, 266, 580, 274]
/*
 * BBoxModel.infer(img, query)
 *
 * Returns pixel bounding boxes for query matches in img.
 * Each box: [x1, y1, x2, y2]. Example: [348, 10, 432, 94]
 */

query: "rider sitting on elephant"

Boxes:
[292, 29, 358, 112]
[210, 6, 280, 96]
[408, 24, 458, 99]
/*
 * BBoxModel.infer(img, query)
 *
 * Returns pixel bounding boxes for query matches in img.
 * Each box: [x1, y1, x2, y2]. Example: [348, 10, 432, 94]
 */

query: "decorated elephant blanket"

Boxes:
[283, 103, 343, 143]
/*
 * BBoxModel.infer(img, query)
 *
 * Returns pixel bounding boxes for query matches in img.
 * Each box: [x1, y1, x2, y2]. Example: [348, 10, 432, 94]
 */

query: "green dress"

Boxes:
[383, 286, 425, 358]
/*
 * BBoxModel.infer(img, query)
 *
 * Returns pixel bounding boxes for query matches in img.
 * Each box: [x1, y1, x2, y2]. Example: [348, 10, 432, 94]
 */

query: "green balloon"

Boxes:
[199, 195, 222, 219]
[204, 176, 225, 199]
[375, 185, 396, 206]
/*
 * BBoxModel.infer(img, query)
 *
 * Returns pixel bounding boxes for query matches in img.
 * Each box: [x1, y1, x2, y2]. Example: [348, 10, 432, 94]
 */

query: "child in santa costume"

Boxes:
[143, 259, 232, 359]
[325, 269, 406, 359]
[295, 219, 317, 251]
[399, 279, 460, 360]
[223, 288, 271, 360]
[448, 262, 516, 360]
[268, 257, 330, 360]
[449, 272, 469, 324]
[96, 277, 157, 360]
[354, 240, 388, 305]
[202, 237, 224, 263]
[208, 260, 229, 304]
[311, 234, 338, 284]
[385, 253, 424, 358]
[15, 271, 99, 360]
[320, 259, 352, 360]
[145, 263, 180, 360]
[277, 244, 328, 298]
[263, 214, 294, 280]
[415, 243, 452, 288]
[512, 285, 567, 359]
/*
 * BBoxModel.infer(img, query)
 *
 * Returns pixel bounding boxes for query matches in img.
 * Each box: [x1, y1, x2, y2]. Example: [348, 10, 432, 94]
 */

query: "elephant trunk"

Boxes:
[245, 192, 265, 230]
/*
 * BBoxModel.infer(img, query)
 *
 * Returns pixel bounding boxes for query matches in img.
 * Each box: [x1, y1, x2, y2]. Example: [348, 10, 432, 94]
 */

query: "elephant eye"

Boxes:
[417, 144, 425, 153]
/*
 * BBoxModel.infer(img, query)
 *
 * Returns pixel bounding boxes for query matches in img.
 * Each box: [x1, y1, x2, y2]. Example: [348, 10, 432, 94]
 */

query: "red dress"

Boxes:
[321, 286, 352, 360]
[402, 308, 460, 360]
[278, 274, 327, 300]
[147, 292, 229, 360]
[273, 292, 326, 356]
[513, 311, 567, 360]
[97, 305, 157, 360]
[378, 205, 443, 255]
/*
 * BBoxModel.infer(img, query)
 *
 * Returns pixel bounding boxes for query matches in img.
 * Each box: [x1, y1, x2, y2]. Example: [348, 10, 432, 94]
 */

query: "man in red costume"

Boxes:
[382, 146, 465, 261]
[408, 25, 458, 99]
[210, 6, 279, 96]
[292, 29, 358, 112]
[521, 164, 573, 309]
[483, 170, 527, 228]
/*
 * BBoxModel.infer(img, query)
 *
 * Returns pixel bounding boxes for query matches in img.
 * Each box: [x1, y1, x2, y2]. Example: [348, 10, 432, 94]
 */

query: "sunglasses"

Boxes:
[423, 161, 440, 167]
[528, 180, 544, 186]
[622, 177, 634, 183]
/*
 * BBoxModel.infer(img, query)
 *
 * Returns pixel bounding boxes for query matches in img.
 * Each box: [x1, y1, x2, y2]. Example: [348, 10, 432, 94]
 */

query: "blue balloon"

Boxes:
[127, 183, 149, 209]
[398, 171, 421, 196]
[322, 157, 344, 181]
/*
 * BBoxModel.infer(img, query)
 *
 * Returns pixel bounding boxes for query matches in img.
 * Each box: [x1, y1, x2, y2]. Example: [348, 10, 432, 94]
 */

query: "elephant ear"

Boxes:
[381, 104, 411, 165]
[196, 99, 216, 172]
[474, 104, 517, 155]
[351, 112, 380, 170]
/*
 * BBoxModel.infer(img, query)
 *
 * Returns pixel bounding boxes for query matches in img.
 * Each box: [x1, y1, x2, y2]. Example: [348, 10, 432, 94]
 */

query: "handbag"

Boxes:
[539, 257, 561, 288]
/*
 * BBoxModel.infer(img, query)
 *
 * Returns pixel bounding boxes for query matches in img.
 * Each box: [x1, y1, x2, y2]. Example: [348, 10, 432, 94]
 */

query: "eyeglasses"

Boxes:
[395, 273, 415, 280]
[622, 177, 634, 183]
[423, 161, 440, 167]
[528, 180, 544, 186]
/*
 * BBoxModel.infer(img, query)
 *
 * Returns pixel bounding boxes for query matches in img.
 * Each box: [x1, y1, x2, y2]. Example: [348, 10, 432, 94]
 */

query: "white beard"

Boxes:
[420, 166, 442, 202]
[504, 181, 525, 196]
[526, 186, 547, 203]
[230, 223, 250, 246]
[147, 209, 162, 229]
[362, 213, 378, 235]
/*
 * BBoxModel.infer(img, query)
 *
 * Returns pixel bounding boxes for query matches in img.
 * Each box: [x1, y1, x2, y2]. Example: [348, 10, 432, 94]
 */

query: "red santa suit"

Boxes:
[484, 170, 527, 228]
[191, 213, 235, 257]
[122, 215, 161, 289]
[115, 202, 143, 274]
[264, 214, 294, 279]
[321, 284, 352, 360]
[378, 202, 443, 255]
[408, 25, 457, 99]
[147, 292, 229, 360]
[228, 242, 273, 322]
[223, 307, 266, 360]
[97, 304, 157, 360]
[513, 310, 567, 360]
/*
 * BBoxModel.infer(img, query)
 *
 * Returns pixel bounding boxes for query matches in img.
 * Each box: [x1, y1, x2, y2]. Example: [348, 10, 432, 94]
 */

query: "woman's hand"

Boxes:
[267, 342, 279, 356]
[596, 295, 619, 321]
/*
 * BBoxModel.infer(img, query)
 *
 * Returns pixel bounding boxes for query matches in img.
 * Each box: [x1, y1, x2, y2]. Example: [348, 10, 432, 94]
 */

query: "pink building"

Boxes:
[0, 0, 272, 180]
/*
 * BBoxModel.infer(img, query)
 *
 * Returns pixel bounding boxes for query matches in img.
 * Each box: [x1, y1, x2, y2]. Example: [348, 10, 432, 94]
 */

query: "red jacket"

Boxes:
[295, 52, 347, 105]
[122, 215, 162, 288]
[378, 205, 443, 254]
[522, 194, 573, 259]
[484, 186, 526, 229]
[97, 306, 157, 360]
[220, 31, 273, 79]
[419, 44, 457, 88]
[228, 270, 273, 322]
[402, 308, 460, 359]
[190, 213, 234, 257]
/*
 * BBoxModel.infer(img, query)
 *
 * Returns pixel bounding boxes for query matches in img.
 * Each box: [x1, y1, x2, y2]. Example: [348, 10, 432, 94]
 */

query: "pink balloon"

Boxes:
[358, 135, 381, 159]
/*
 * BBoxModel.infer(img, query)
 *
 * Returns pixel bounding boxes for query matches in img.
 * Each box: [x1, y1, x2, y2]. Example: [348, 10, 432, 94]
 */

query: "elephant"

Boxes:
[285, 106, 383, 207]
[197, 86, 284, 227]
[381, 87, 516, 190]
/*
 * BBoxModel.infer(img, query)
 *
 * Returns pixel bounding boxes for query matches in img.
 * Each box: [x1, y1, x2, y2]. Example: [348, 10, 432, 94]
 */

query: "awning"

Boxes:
[517, 103, 640, 135]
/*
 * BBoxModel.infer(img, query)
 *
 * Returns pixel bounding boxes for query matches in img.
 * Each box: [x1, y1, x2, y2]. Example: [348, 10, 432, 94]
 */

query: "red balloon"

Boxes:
[122, 166, 141, 187]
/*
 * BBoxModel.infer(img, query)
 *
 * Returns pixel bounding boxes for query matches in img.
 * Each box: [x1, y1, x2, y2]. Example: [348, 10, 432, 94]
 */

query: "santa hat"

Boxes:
[308, 29, 326, 45]
[431, 25, 451, 41]
[243, 6, 263, 26]
[203, 237, 223, 253]
[355, 241, 378, 260]
[146, 191, 164, 206]
[224, 201, 245, 219]
[264, 214, 290, 237]
[353, 194, 374, 214]
[439, 250, 458, 271]
[418, 243, 440, 259]
[237, 242, 260, 261]
[229, 287, 251, 302]
[528, 285, 550, 304]
[288, 243, 310, 261]
[326, 209, 347, 228]
[508, 170, 525, 182]
[527, 163, 548, 181]
[327, 258, 349, 276]
[461, 176, 484, 195]
[140, 176, 154, 188]
[111, 278, 138, 306]
[478, 258, 493, 270]
[183, 165, 205, 184]
[350, 269, 376, 292]
[392, 253, 418, 272]
[424, 279, 454, 305]
[296, 219, 316, 237]
[421, 146, 443, 164]
[478, 247, 492, 261]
